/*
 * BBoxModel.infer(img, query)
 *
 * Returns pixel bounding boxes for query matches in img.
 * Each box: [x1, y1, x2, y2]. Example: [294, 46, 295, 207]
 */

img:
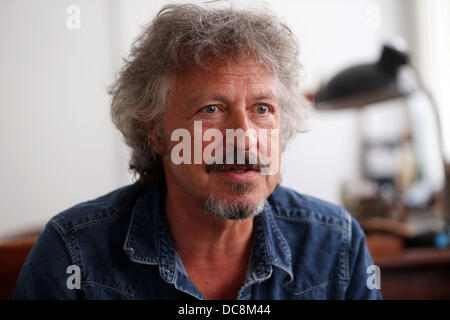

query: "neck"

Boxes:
[162, 168, 256, 299]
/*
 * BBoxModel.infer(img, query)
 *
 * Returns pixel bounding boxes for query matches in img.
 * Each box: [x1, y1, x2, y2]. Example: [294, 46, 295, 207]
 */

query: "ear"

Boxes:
[140, 120, 165, 155]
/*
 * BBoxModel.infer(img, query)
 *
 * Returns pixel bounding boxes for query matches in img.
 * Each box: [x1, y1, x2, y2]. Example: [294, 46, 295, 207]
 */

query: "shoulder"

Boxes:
[266, 185, 374, 299]
[267, 185, 352, 232]
[48, 183, 144, 236]
[14, 183, 148, 299]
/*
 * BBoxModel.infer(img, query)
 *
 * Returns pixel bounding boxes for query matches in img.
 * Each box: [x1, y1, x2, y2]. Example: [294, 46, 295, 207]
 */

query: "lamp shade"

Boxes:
[315, 45, 410, 110]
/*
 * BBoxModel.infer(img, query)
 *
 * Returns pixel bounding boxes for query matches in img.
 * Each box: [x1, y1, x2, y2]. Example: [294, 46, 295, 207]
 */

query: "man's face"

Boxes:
[158, 58, 281, 219]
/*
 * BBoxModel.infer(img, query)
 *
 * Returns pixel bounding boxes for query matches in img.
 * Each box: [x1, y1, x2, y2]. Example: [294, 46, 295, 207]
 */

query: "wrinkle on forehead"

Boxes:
[166, 58, 278, 111]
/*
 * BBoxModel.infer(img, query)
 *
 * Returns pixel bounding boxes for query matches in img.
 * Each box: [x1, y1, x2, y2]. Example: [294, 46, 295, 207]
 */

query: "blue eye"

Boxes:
[203, 105, 218, 113]
[256, 104, 269, 114]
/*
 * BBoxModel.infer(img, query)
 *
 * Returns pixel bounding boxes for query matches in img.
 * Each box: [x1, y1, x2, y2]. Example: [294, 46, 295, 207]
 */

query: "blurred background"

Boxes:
[0, 0, 449, 299]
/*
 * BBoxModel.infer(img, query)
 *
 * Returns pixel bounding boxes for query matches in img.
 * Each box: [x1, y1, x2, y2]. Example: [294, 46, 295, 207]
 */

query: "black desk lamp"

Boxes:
[315, 44, 411, 109]
[314, 42, 450, 228]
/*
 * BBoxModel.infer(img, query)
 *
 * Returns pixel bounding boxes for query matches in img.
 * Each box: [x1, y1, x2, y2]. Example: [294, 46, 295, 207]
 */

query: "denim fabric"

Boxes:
[13, 180, 382, 300]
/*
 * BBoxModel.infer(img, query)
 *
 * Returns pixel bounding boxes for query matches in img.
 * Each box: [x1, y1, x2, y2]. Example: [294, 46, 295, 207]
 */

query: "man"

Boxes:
[14, 3, 381, 300]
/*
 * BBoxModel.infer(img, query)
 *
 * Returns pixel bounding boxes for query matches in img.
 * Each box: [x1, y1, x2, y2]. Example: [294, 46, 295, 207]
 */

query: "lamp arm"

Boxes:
[409, 65, 446, 168]
[409, 65, 450, 222]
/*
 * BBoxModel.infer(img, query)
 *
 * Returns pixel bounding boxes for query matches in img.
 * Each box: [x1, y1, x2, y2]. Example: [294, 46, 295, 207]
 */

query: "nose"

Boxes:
[226, 108, 258, 152]
[229, 108, 251, 131]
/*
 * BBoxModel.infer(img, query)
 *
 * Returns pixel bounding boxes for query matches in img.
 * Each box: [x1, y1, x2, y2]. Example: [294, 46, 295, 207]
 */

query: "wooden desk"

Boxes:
[373, 247, 450, 299]
[0, 232, 40, 299]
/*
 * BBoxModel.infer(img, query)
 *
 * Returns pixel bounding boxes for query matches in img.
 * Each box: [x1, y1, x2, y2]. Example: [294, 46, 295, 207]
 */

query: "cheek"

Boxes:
[170, 162, 205, 177]
[251, 115, 277, 130]
[263, 169, 280, 196]
[257, 128, 281, 158]
[167, 161, 212, 193]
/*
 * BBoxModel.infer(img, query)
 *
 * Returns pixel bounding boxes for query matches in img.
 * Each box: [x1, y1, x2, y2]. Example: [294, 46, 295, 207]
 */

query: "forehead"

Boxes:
[168, 59, 278, 103]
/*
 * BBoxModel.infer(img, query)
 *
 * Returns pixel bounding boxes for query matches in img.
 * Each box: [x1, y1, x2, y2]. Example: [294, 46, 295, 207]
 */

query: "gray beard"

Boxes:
[201, 182, 267, 220]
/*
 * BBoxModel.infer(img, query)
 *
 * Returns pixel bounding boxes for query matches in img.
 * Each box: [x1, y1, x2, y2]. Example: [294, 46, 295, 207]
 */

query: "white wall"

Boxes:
[0, 0, 415, 238]
[0, 0, 130, 238]
[410, 0, 450, 163]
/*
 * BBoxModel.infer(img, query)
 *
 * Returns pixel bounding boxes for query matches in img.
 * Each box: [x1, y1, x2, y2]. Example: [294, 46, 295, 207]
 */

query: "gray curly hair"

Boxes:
[110, 2, 310, 184]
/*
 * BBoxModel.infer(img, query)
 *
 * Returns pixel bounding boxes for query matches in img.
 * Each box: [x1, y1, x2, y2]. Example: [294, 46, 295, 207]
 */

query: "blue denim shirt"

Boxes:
[13, 181, 382, 300]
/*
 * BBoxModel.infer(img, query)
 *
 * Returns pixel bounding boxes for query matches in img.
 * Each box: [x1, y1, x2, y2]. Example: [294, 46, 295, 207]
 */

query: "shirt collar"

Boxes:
[123, 181, 293, 284]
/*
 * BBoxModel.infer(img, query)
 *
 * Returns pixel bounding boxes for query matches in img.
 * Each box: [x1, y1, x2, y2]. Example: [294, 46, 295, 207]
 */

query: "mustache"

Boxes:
[205, 150, 271, 174]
